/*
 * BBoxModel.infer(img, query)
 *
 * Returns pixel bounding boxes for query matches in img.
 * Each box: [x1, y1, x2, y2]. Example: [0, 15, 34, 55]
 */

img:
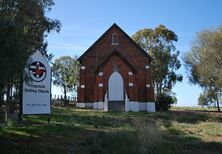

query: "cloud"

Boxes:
[48, 41, 88, 51]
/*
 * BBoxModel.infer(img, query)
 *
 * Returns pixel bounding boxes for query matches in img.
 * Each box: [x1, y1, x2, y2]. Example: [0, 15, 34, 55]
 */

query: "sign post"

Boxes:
[22, 51, 51, 121]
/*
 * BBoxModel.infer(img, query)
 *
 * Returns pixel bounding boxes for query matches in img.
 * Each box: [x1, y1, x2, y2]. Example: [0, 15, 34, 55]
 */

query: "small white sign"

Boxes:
[23, 51, 51, 115]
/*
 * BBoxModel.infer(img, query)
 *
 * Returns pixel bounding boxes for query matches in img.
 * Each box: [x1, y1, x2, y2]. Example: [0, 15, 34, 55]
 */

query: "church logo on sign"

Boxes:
[29, 61, 47, 82]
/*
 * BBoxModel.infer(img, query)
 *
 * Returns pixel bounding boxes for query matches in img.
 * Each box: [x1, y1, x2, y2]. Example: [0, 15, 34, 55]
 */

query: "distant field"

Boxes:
[0, 106, 222, 154]
[171, 106, 222, 111]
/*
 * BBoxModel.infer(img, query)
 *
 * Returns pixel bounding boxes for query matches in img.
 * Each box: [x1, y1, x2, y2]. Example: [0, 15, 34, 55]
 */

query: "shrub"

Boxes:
[156, 93, 177, 111]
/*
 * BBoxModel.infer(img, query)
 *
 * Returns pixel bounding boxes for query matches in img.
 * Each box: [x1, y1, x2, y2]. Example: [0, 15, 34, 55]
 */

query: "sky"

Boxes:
[47, 0, 222, 106]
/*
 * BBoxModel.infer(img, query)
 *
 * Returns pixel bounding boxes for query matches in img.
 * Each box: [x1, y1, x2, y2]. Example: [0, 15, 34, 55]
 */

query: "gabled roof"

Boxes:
[95, 49, 137, 74]
[78, 23, 152, 63]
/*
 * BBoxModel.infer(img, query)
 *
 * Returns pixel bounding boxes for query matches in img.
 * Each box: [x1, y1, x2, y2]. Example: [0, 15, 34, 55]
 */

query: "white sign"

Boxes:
[23, 51, 51, 114]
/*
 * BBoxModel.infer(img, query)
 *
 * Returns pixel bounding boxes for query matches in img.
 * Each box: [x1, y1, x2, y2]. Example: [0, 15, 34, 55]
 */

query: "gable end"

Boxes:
[77, 23, 152, 63]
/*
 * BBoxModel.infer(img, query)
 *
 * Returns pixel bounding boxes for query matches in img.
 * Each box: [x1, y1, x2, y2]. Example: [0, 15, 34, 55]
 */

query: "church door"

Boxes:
[108, 71, 124, 101]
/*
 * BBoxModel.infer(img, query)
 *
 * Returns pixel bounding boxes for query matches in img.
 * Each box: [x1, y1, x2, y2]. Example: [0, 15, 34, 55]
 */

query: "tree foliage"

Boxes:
[0, 0, 60, 97]
[184, 27, 222, 112]
[156, 91, 177, 111]
[52, 56, 80, 106]
[198, 93, 209, 107]
[0, 0, 60, 121]
[132, 25, 182, 111]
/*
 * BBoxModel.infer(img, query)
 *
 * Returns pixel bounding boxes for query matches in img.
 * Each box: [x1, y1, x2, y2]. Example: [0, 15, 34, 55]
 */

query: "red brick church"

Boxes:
[77, 23, 155, 112]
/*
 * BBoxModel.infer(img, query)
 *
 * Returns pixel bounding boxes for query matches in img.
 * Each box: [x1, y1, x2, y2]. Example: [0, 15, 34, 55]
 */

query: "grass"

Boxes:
[0, 106, 222, 154]
[171, 106, 222, 112]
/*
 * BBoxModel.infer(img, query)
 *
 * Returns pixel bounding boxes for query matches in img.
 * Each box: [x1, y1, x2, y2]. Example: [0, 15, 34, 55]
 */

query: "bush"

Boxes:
[156, 93, 177, 111]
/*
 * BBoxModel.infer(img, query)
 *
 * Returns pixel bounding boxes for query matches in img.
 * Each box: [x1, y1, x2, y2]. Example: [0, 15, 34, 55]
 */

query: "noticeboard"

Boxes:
[22, 51, 51, 114]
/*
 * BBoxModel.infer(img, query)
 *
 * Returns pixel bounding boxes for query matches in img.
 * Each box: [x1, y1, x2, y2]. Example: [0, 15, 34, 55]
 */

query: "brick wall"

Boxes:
[78, 24, 154, 103]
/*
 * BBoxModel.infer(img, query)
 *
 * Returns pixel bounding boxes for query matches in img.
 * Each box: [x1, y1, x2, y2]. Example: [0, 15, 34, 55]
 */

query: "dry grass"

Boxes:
[133, 118, 162, 154]
[0, 106, 222, 154]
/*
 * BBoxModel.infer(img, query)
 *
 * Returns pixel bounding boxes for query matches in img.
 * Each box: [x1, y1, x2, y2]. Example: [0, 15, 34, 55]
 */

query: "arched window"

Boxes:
[112, 33, 119, 45]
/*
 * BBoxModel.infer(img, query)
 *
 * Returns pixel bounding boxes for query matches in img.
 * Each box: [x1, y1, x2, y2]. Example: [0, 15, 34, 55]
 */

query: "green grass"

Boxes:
[0, 107, 222, 154]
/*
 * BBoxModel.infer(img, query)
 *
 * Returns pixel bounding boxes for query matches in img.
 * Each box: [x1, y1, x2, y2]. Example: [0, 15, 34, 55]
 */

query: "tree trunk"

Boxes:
[216, 94, 220, 112]
[0, 92, 3, 107]
[159, 83, 162, 95]
[6, 81, 10, 103]
[156, 83, 161, 96]
[0, 89, 3, 122]
[64, 87, 67, 107]
[5, 81, 10, 122]
[6, 81, 13, 114]
[19, 75, 23, 122]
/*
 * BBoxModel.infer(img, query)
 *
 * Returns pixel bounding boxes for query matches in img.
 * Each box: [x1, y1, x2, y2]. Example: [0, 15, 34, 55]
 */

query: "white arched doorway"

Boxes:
[108, 71, 124, 101]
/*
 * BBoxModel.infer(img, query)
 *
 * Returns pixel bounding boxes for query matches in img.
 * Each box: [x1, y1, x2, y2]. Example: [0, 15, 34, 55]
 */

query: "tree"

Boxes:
[0, 0, 60, 92]
[184, 27, 222, 112]
[132, 25, 182, 111]
[198, 93, 209, 108]
[52, 56, 80, 106]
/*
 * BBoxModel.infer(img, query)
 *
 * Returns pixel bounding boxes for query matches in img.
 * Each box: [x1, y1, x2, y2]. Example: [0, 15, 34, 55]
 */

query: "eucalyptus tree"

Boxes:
[0, 0, 60, 98]
[184, 27, 222, 112]
[132, 25, 182, 110]
[52, 56, 80, 106]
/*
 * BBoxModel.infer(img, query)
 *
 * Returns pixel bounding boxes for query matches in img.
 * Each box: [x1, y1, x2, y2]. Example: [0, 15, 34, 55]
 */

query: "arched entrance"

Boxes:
[108, 71, 124, 101]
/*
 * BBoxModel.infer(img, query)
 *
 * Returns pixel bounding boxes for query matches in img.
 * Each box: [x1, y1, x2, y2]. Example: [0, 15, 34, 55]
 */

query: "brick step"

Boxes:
[108, 101, 125, 111]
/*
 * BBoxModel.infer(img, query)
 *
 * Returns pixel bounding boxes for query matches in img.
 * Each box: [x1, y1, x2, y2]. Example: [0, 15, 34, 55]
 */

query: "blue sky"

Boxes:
[47, 0, 222, 106]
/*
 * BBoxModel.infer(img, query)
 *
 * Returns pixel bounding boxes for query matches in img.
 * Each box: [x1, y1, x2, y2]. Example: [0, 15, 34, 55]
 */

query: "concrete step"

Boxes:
[108, 101, 125, 111]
